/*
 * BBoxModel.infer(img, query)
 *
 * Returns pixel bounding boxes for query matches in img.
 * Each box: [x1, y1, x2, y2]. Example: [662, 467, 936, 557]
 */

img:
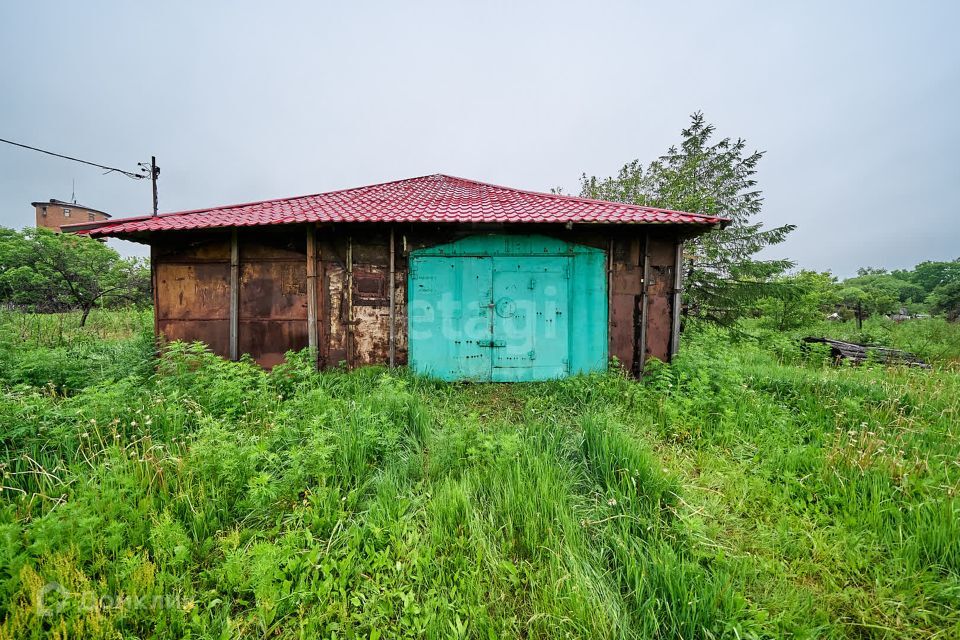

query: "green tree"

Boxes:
[841, 271, 925, 314]
[909, 259, 960, 294]
[579, 112, 795, 325]
[0, 227, 150, 326]
[928, 281, 960, 320]
[757, 270, 837, 331]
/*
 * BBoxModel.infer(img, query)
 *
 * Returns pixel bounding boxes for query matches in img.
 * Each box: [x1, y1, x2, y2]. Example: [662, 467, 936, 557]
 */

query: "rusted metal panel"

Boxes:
[157, 319, 230, 356]
[306, 227, 318, 366]
[353, 269, 387, 305]
[609, 292, 638, 370]
[234, 229, 309, 367]
[153, 229, 314, 367]
[154, 235, 230, 261]
[238, 261, 308, 320]
[608, 234, 643, 373]
[611, 266, 643, 292]
[238, 320, 309, 369]
[239, 232, 306, 260]
[393, 272, 408, 364]
[645, 296, 672, 361]
[638, 232, 650, 375]
[352, 303, 392, 365]
[321, 241, 349, 367]
[155, 263, 231, 320]
[670, 241, 683, 358]
[315, 230, 398, 369]
[153, 233, 232, 360]
[346, 238, 354, 366]
[644, 237, 677, 362]
[350, 233, 393, 262]
[388, 227, 396, 367]
[349, 263, 392, 366]
[229, 230, 239, 361]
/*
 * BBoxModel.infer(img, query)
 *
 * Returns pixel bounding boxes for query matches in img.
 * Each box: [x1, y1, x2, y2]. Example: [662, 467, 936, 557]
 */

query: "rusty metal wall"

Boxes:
[154, 234, 232, 357]
[644, 237, 679, 364]
[609, 235, 643, 373]
[153, 229, 308, 367]
[317, 230, 407, 369]
[237, 230, 309, 368]
[605, 232, 679, 373]
[151, 224, 685, 375]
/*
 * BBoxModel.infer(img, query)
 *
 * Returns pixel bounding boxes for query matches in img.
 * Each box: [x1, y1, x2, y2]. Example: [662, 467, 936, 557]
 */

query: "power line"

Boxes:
[0, 137, 148, 180]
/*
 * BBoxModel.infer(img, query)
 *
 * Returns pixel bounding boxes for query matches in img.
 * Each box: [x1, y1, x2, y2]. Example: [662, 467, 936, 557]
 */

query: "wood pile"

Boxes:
[802, 337, 931, 368]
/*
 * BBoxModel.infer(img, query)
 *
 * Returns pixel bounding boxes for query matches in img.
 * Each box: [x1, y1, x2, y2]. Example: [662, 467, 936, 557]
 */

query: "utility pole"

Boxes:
[151, 156, 159, 216]
[139, 156, 160, 215]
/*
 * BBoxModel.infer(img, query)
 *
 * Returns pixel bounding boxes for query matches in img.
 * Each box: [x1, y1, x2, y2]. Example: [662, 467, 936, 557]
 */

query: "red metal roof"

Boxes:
[80, 174, 727, 238]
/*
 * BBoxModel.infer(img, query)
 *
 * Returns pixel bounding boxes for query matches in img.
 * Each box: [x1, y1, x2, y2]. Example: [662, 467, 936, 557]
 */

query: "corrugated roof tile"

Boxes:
[83, 174, 727, 238]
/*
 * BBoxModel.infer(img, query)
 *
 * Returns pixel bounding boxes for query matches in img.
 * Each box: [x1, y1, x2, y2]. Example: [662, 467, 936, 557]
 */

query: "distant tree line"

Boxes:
[755, 262, 960, 331]
[838, 262, 960, 319]
[0, 227, 151, 326]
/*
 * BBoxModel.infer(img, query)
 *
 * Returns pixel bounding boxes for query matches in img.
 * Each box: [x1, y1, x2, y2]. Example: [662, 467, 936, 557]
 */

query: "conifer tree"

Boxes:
[580, 113, 795, 325]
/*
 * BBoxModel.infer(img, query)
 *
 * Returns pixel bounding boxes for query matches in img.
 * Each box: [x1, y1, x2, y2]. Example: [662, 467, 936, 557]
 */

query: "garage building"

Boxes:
[73, 174, 727, 380]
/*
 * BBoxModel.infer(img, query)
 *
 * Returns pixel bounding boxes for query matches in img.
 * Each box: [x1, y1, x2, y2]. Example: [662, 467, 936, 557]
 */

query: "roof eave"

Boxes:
[85, 217, 730, 241]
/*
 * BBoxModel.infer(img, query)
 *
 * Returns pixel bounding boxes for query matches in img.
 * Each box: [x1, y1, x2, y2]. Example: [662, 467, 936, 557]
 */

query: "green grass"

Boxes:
[0, 312, 958, 638]
[0, 308, 154, 392]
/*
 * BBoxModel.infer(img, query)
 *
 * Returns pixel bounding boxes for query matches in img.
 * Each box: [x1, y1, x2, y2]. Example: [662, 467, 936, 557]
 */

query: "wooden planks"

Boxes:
[802, 337, 930, 368]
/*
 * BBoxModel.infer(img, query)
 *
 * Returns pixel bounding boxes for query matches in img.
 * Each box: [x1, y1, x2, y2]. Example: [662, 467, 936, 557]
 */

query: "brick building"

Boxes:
[33, 199, 111, 232]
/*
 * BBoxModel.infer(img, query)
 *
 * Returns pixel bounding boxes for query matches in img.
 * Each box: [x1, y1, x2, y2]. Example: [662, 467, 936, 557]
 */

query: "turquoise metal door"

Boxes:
[490, 257, 569, 381]
[408, 256, 493, 380]
[409, 235, 606, 381]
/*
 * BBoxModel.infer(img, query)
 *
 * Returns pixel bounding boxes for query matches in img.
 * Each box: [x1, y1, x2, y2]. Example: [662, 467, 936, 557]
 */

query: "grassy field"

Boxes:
[0, 311, 958, 638]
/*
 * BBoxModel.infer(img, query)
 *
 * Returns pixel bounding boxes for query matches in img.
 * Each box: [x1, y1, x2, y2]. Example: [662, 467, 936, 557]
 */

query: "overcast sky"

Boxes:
[1, 1, 958, 277]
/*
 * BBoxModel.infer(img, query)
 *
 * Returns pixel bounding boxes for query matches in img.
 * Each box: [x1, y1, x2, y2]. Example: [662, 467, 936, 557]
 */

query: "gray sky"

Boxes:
[2, 1, 958, 277]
